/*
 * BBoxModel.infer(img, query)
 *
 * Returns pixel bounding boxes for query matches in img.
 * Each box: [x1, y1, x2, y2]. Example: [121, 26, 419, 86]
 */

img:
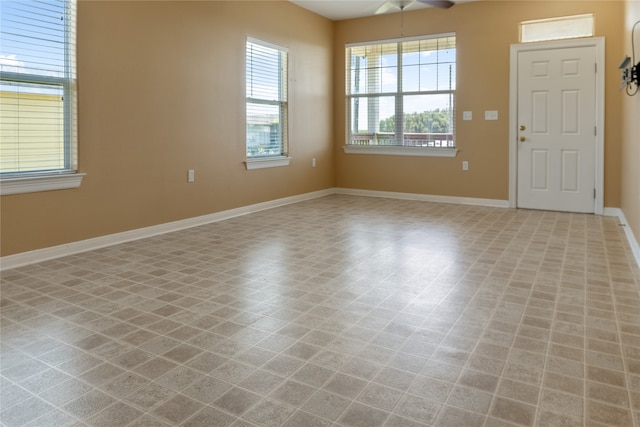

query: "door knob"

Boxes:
[520, 125, 526, 131]
[520, 136, 526, 142]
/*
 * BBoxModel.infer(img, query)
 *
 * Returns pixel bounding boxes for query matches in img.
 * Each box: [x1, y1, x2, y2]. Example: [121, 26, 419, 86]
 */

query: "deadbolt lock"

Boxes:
[520, 125, 526, 131]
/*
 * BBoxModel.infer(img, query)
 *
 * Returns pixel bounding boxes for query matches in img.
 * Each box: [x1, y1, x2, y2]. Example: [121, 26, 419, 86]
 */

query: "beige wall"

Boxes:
[1, 1, 635, 258]
[333, 1, 625, 204]
[0, 1, 334, 256]
[622, 0, 640, 246]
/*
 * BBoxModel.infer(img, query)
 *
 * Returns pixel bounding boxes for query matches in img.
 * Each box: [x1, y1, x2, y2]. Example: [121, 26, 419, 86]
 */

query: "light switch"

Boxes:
[485, 110, 498, 120]
[463, 111, 472, 121]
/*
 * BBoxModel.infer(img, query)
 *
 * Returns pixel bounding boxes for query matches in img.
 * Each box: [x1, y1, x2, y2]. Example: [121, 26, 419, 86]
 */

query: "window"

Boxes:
[0, 0, 83, 195]
[521, 14, 594, 43]
[345, 34, 456, 157]
[245, 37, 290, 170]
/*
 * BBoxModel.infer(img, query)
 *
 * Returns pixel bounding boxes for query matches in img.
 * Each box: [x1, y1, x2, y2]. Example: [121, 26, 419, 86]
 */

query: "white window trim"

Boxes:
[245, 156, 292, 170]
[520, 14, 594, 43]
[1, 0, 80, 195]
[345, 33, 457, 154]
[0, 173, 85, 196]
[343, 145, 458, 157]
[245, 37, 289, 162]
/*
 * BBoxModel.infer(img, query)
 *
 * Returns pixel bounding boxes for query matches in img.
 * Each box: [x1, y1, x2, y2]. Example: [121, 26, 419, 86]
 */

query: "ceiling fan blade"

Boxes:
[417, 0, 455, 8]
[375, 1, 396, 14]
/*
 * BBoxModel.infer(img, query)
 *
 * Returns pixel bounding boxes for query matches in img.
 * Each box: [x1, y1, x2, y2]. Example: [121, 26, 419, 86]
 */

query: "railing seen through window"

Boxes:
[346, 34, 456, 148]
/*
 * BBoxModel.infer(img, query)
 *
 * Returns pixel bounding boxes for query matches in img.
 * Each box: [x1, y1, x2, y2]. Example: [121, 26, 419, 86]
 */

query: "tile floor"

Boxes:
[2, 195, 640, 427]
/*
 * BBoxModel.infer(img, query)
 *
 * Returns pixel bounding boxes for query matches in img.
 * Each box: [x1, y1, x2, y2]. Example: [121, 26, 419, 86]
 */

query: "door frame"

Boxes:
[509, 37, 605, 214]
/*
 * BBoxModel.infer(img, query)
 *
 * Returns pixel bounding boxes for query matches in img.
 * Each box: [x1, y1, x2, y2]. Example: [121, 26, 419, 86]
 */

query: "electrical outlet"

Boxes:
[187, 169, 195, 183]
[462, 161, 469, 171]
[463, 111, 472, 121]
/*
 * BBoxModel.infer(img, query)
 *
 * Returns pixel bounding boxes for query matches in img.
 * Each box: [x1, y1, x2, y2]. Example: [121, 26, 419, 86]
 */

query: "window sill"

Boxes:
[0, 173, 86, 196]
[245, 156, 292, 170]
[343, 145, 458, 157]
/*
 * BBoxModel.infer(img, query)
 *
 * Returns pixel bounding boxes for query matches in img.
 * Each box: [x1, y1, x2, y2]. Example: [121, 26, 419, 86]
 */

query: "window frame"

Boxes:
[344, 33, 458, 158]
[244, 37, 291, 170]
[520, 14, 594, 44]
[0, 0, 83, 195]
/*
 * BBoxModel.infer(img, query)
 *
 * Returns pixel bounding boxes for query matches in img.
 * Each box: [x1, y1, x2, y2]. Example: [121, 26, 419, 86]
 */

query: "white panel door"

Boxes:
[517, 46, 596, 213]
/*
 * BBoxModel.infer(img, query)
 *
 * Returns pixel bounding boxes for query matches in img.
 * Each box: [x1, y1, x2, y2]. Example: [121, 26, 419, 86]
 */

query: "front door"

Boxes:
[516, 45, 597, 213]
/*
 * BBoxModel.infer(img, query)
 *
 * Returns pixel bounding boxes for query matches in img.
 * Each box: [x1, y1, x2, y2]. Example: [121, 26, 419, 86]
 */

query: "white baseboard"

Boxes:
[0, 188, 510, 270]
[5, 188, 635, 272]
[0, 189, 334, 271]
[334, 187, 511, 208]
[604, 207, 640, 270]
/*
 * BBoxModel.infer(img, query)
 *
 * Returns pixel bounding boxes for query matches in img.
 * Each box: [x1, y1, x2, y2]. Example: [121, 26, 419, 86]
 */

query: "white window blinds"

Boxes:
[0, 0, 77, 175]
[246, 38, 288, 158]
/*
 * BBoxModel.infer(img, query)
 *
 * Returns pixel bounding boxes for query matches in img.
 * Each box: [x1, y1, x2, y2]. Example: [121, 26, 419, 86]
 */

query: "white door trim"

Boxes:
[509, 37, 605, 214]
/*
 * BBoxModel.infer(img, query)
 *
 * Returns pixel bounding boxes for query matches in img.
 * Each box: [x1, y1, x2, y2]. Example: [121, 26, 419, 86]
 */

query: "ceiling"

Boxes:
[288, 0, 474, 21]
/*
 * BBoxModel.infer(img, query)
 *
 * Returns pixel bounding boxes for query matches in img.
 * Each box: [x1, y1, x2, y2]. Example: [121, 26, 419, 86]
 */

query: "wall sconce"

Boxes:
[620, 21, 640, 96]
[619, 56, 639, 92]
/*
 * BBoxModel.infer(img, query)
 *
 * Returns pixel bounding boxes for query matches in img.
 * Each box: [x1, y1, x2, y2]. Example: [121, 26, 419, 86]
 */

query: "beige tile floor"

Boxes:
[2, 195, 640, 427]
